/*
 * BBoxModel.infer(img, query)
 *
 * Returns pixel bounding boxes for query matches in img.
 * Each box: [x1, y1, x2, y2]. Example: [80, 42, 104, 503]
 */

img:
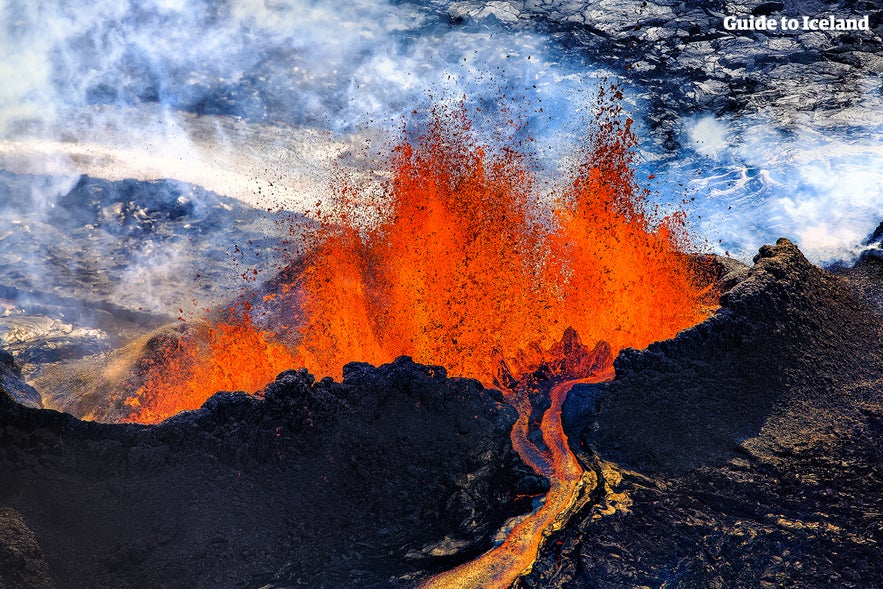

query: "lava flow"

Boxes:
[122, 91, 714, 586]
[421, 333, 615, 589]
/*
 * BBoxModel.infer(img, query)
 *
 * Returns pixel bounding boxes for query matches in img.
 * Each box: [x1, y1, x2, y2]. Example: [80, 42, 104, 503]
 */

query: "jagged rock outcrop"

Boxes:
[832, 220, 883, 317]
[523, 238, 883, 587]
[0, 357, 532, 588]
[565, 237, 882, 472]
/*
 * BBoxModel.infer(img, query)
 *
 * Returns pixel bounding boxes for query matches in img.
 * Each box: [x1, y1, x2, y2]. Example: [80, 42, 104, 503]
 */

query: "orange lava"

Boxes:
[124, 308, 297, 424]
[420, 376, 608, 589]
[125, 90, 712, 429]
[295, 93, 710, 382]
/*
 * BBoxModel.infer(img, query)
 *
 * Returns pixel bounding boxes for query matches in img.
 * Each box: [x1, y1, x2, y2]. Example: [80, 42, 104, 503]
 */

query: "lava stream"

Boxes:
[420, 366, 614, 589]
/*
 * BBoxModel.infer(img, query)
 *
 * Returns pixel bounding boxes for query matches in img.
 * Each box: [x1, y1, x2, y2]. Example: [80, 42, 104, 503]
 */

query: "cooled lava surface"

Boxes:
[0, 357, 532, 588]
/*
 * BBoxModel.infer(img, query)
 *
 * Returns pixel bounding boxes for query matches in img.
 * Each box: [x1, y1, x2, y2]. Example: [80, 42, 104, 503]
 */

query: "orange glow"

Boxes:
[124, 308, 297, 424]
[295, 97, 710, 382]
[124, 91, 713, 427]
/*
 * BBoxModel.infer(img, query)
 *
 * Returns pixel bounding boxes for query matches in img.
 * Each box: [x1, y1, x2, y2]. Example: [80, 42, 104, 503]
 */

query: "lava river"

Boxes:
[123, 92, 715, 586]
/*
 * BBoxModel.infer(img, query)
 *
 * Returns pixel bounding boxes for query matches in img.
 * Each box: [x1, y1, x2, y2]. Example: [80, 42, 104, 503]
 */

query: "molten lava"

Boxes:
[294, 95, 710, 382]
[125, 308, 296, 424]
[125, 89, 711, 429]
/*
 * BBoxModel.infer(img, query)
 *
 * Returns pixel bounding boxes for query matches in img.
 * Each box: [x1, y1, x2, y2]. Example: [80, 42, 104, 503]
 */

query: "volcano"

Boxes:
[2, 95, 882, 589]
[2, 108, 882, 587]
[2, 1, 883, 586]
[1, 236, 881, 588]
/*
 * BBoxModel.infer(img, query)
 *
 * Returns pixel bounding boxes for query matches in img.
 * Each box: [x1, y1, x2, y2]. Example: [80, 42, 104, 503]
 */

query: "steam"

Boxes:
[674, 92, 883, 263]
[0, 0, 604, 333]
[0, 0, 601, 212]
[1, 0, 880, 270]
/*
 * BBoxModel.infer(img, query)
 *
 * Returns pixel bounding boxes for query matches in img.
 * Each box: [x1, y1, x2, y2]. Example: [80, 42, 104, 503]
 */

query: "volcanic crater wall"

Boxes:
[0, 357, 534, 588]
[526, 238, 883, 588]
[565, 237, 883, 472]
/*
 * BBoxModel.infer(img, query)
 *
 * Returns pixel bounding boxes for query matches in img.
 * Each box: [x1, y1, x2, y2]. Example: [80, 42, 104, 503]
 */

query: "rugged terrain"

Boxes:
[524, 238, 883, 587]
[0, 358, 534, 588]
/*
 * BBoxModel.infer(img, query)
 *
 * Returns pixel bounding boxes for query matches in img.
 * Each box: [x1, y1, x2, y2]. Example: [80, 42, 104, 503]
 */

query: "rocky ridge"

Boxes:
[0, 357, 532, 588]
[522, 238, 883, 587]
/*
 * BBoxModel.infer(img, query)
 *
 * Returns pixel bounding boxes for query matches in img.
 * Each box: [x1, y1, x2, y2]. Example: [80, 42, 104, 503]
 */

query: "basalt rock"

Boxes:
[0, 356, 531, 588]
[565, 237, 883, 472]
[523, 238, 883, 587]
[831, 219, 883, 317]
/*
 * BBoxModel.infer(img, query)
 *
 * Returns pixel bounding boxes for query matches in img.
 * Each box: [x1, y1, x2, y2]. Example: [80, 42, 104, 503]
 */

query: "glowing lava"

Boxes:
[125, 89, 711, 471]
[420, 370, 611, 589]
[125, 307, 296, 424]
[294, 93, 711, 382]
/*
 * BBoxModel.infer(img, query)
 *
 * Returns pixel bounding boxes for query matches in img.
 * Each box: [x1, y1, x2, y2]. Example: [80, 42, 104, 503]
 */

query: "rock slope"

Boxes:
[0, 357, 531, 588]
[524, 238, 883, 587]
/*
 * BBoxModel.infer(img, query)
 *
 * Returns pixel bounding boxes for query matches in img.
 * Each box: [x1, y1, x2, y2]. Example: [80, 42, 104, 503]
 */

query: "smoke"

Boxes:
[672, 88, 883, 264]
[0, 0, 610, 345]
[0, 0, 603, 210]
[1, 0, 880, 275]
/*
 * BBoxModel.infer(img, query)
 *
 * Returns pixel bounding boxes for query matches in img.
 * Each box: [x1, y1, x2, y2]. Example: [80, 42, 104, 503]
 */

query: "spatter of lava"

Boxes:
[124, 88, 714, 424]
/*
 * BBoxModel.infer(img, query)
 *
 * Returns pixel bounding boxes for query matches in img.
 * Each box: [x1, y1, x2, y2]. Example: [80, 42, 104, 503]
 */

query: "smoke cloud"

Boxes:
[1, 0, 880, 269]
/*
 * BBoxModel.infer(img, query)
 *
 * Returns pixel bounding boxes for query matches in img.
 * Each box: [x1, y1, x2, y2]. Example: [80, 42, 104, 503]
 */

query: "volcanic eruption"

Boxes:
[69, 90, 717, 587]
[2, 1, 882, 588]
[124, 89, 714, 427]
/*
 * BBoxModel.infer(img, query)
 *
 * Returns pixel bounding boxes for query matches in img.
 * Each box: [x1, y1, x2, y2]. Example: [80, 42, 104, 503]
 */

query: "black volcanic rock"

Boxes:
[522, 238, 883, 588]
[831, 220, 883, 317]
[0, 357, 531, 588]
[565, 237, 882, 472]
[0, 508, 54, 589]
[450, 0, 883, 138]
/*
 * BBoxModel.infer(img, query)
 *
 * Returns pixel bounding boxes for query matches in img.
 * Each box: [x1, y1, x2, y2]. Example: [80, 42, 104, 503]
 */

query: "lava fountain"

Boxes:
[293, 90, 712, 383]
[122, 90, 714, 586]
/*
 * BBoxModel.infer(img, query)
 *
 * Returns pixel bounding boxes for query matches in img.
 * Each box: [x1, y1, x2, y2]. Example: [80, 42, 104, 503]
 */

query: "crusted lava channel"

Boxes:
[419, 329, 615, 588]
